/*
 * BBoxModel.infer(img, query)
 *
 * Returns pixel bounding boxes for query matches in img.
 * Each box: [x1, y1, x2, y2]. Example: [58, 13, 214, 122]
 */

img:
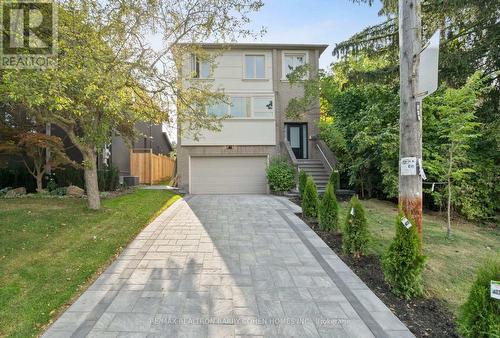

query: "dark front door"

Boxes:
[286, 123, 308, 159]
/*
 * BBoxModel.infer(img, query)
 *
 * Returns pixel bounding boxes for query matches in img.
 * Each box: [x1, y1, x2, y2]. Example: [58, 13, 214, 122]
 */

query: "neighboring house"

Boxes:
[177, 43, 333, 194]
[52, 121, 173, 181]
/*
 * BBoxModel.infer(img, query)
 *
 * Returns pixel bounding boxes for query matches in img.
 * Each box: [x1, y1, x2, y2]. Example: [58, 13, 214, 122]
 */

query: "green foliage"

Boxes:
[285, 65, 321, 120]
[342, 195, 369, 257]
[320, 76, 400, 199]
[322, 0, 500, 221]
[53, 166, 85, 189]
[320, 56, 497, 220]
[319, 183, 339, 231]
[382, 212, 426, 299]
[265, 157, 296, 193]
[298, 170, 308, 198]
[46, 176, 57, 192]
[458, 260, 500, 338]
[0, 167, 36, 192]
[302, 176, 319, 218]
[329, 170, 340, 192]
[97, 167, 120, 192]
[50, 187, 67, 196]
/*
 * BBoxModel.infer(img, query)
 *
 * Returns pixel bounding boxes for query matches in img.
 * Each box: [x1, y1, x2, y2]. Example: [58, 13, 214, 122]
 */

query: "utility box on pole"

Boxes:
[398, 0, 423, 242]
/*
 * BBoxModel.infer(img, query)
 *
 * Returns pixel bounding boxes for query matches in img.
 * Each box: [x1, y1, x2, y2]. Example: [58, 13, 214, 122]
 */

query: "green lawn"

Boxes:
[339, 199, 500, 315]
[0, 189, 180, 338]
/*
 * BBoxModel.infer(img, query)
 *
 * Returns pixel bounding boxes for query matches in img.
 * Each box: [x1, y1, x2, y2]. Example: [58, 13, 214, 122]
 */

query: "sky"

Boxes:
[241, 0, 385, 70]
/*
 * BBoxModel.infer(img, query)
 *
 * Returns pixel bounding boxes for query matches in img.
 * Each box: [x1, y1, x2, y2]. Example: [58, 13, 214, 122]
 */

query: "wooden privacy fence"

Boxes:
[130, 149, 175, 185]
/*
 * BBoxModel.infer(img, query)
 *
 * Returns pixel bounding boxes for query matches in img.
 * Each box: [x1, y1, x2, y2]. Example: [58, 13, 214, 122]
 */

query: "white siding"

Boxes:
[183, 50, 273, 92]
[181, 119, 276, 146]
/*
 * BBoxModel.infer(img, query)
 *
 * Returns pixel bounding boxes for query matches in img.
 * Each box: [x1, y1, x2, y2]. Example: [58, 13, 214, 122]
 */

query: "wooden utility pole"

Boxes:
[399, 0, 423, 242]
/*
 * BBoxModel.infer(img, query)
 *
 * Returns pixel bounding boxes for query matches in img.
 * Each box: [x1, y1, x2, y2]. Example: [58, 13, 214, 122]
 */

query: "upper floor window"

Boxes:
[191, 54, 211, 79]
[207, 102, 228, 117]
[207, 96, 274, 119]
[283, 52, 306, 79]
[245, 55, 265, 79]
[230, 97, 251, 117]
[253, 97, 273, 118]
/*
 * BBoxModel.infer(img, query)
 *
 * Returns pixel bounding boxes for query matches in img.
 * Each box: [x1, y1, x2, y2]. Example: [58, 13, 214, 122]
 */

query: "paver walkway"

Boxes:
[43, 195, 414, 338]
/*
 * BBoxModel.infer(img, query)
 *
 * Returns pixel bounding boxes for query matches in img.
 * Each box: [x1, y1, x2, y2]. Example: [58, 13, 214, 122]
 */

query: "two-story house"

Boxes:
[177, 43, 329, 194]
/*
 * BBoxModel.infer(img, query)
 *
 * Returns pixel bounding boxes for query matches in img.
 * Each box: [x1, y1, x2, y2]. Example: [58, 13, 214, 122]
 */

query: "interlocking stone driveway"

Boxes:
[43, 195, 414, 338]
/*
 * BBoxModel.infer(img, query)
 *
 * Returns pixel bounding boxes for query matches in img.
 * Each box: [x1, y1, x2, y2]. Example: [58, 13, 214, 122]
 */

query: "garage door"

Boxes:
[190, 156, 268, 194]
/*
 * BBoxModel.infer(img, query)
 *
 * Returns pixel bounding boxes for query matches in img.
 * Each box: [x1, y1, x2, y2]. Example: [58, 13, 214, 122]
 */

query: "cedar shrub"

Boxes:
[382, 211, 426, 299]
[319, 182, 339, 231]
[298, 169, 308, 198]
[342, 195, 369, 258]
[458, 259, 500, 338]
[302, 176, 318, 218]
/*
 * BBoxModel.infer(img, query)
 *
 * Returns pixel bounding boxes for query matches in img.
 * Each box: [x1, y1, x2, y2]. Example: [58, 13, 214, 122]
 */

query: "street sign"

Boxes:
[418, 30, 440, 98]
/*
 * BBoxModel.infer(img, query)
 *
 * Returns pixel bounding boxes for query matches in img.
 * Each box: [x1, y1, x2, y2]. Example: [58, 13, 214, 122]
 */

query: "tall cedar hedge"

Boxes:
[382, 212, 426, 299]
[342, 195, 369, 257]
[302, 176, 318, 218]
[319, 182, 339, 231]
[458, 260, 500, 338]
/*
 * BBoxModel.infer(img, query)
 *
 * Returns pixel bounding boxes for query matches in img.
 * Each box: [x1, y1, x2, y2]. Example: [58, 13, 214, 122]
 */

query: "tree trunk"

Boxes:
[36, 174, 43, 192]
[82, 150, 101, 210]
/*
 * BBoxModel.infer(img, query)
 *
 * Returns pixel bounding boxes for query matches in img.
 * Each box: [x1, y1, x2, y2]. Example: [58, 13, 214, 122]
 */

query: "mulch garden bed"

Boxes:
[289, 198, 459, 338]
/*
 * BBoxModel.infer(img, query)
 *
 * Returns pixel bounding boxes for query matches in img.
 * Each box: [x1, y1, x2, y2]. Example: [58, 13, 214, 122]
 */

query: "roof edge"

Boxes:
[175, 42, 329, 56]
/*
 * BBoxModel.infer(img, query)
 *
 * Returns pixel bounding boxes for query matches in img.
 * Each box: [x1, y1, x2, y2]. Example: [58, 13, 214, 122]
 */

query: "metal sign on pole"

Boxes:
[418, 30, 440, 98]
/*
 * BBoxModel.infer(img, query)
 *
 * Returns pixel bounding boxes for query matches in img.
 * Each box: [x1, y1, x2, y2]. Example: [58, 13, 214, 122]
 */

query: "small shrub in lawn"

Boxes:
[382, 212, 426, 299]
[266, 157, 296, 193]
[298, 170, 308, 198]
[342, 195, 369, 258]
[458, 259, 500, 338]
[302, 176, 318, 218]
[319, 182, 339, 231]
[329, 170, 340, 192]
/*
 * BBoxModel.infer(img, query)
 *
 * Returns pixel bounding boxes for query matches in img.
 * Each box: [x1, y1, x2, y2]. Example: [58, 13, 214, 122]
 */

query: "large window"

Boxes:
[230, 97, 251, 117]
[191, 54, 211, 79]
[207, 102, 228, 117]
[245, 55, 265, 79]
[283, 52, 306, 78]
[208, 96, 274, 118]
[252, 97, 273, 118]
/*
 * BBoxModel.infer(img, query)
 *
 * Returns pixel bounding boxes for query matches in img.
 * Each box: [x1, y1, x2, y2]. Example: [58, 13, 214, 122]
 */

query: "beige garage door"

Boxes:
[190, 156, 268, 194]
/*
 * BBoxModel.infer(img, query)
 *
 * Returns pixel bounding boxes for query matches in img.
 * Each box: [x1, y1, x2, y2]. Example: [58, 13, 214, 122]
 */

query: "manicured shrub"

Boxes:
[382, 212, 426, 299]
[329, 170, 340, 192]
[298, 170, 308, 198]
[319, 182, 339, 231]
[302, 176, 318, 218]
[458, 260, 500, 338]
[266, 157, 296, 193]
[342, 195, 369, 257]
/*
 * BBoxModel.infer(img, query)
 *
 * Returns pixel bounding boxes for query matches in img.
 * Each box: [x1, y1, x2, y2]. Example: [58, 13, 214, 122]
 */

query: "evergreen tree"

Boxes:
[302, 176, 318, 218]
[342, 195, 369, 257]
[319, 182, 339, 231]
[328, 170, 340, 192]
[382, 212, 426, 299]
[458, 259, 500, 338]
[298, 170, 308, 198]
